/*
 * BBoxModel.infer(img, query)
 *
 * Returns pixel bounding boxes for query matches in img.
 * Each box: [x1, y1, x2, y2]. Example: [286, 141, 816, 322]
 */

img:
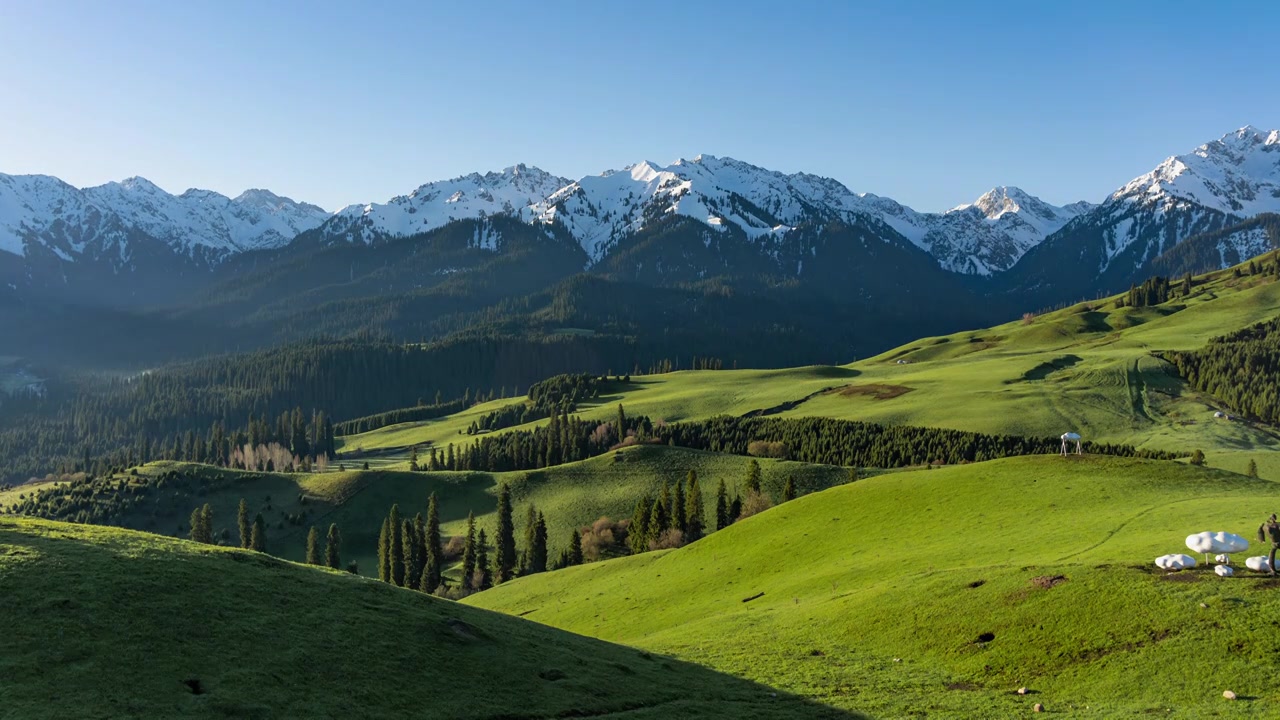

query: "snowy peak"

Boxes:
[0, 172, 329, 261]
[322, 164, 571, 245]
[1115, 126, 1280, 217]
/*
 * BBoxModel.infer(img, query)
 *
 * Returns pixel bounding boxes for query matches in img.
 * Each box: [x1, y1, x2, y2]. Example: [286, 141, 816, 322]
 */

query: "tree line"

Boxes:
[1162, 314, 1280, 425]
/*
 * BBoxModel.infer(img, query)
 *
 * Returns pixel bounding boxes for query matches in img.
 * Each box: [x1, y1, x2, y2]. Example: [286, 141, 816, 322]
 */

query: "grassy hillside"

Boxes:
[468, 454, 1280, 717]
[341, 264, 1280, 477]
[0, 517, 849, 719]
[4, 446, 853, 579]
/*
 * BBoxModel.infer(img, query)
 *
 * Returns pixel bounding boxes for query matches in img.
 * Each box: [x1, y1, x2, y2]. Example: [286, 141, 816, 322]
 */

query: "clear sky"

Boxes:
[1, 0, 1277, 212]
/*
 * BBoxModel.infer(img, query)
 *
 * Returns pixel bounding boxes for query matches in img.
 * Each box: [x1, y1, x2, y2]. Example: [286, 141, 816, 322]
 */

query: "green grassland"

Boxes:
[0, 517, 851, 719]
[468, 454, 1280, 718]
[7, 447, 853, 579]
[339, 266, 1280, 477]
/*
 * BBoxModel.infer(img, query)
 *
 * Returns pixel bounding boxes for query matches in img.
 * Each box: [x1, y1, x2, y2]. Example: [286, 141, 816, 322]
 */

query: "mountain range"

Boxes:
[3, 126, 1277, 289]
[1, 126, 1277, 371]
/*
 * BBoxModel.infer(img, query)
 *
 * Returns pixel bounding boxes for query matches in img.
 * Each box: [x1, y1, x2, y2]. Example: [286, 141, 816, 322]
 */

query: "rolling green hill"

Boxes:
[340, 264, 1280, 477]
[467, 454, 1280, 717]
[4, 446, 854, 579]
[0, 517, 849, 719]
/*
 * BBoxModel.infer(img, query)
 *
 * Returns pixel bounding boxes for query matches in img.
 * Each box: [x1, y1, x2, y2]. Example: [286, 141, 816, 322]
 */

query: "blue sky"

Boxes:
[1, 0, 1277, 212]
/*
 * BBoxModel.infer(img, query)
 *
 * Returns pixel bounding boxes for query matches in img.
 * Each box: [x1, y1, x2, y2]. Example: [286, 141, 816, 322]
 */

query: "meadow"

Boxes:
[468, 454, 1280, 717]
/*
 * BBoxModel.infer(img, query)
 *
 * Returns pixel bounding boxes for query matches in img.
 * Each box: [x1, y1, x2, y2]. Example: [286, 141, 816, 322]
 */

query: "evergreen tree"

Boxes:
[306, 526, 321, 564]
[529, 511, 548, 574]
[388, 504, 405, 586]
[673, 478, 687, 534]
[616, 404, 627, 442]
[461, 511, 477, 582]
[422, 493, 443, 593]
[188, 507, 205, 544]
[648, 495, 670, 548]
[1190, 449, 1206, 466]
[746, 460, 762, 494]
[237, 498, 250, 549]
[849, 466, 859, 484]
[685, 470, 704, 542]
[250, 513, 266, 553]
[402, 519, 419, 590]
[494, 484, 517, 583]
[325, 523, 341, 569]
[377, 517, 391, 582]
[715, 479, 729, 531]
[783, 475, 797, 502]
[1247, 459, 1259, 478]
[409, 445, 420, 472]
[629, 494, 652, 553]
[729, 493, 742, 523]
[567, 527, 583, 567]
[476, 528, 492, 589]
[200, 504, 213, 544]
[519, 504, 538, 575]
[657, 480, 671, 526]
[408, 512, 427, 589]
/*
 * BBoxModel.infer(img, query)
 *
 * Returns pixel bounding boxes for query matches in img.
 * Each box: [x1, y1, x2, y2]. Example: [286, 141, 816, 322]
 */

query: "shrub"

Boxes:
[648, 528, 685, 551]
[737, 490, 774, 520]
[747, 440, 789, 459]
[1021, 312, 1036, 325]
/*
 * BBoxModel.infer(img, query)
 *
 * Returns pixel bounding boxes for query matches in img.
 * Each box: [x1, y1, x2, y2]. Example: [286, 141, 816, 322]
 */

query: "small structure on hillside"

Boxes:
[1060, 432, 1082, 456]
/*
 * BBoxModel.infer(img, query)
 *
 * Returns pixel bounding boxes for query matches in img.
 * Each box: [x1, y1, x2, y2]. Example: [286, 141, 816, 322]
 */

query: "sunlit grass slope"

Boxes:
[468, 455, 1280, 718]
[0, 517, 854, 719]
[338, 268, 1280, 478]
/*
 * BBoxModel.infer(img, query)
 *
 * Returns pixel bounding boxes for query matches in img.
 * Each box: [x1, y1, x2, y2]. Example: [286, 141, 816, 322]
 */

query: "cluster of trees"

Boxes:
[372, 484, 590, 599]
[1163, 314, 1280, 425]
[1118, 275, 1184, 308]
[466, 373, 608, 436]
[438, 406, 1178, 474]
[187, 498, 267, 551]
[304, 523, 345, 570]
[425, 406, 652, 472]
[333, 397, 471, 436]
[652, 415, 1181, 467]
[375, 495, 449, 594]
[628, 469, 706, 552]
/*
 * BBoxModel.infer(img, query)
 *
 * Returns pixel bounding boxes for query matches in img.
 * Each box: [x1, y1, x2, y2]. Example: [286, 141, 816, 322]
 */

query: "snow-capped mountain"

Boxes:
[1004, 126, 1280, 298]
[0, 173, 328, 263]
[856, 186, 1093, 274]
[315, 164, 571, 247]
[523, 154, 1078, 275]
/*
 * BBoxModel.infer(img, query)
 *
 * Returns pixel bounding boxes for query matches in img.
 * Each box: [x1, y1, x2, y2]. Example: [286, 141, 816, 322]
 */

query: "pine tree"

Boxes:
[729, 493, 742, 523]
[783, 475, 797, 502]
[715, 479, 729, 531]
[237, 498, 250, 549]
[377, 517, 391, 582]
[648, 496, 669, 548]
[408, 512, 426, 589]
[325, 524, 341, 569]
[519, 504, 538, 575]
[567, 527, 583, 567]
[657, 480, 671, 526]
[461, 511, 477, 582]
[616, 404, 627, 442]
[1190, 449, 1206, 467]
[188, 507, 204, 544]
[476, 528, 492, 589]
[673, 478, 687, 534]
[409, 445, 419, 472]
[422, 493, 443, 593]
[629, 494, 652, 553]
[402, 519, 419, 590]
[306, 526, 321, 564]
[685, 470, 704, 542]
[494, 484, 517, 583]
[388, 504, 405, 586]
[250, 513, 266, 553]
[197, 504, 213, 544]
[848, 466, 859, 484]
[529, 511, 548, 574]
[1247, 459, 1259, 478]
[746, 460, 762, 494]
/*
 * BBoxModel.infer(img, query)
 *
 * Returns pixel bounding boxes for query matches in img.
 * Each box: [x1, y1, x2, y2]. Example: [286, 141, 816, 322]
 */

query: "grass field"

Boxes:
[8, 447, 855, 579]
[467, 454, 1280, 718]
[0, 517, 852, 719]
[339, 266, 1280, 478]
